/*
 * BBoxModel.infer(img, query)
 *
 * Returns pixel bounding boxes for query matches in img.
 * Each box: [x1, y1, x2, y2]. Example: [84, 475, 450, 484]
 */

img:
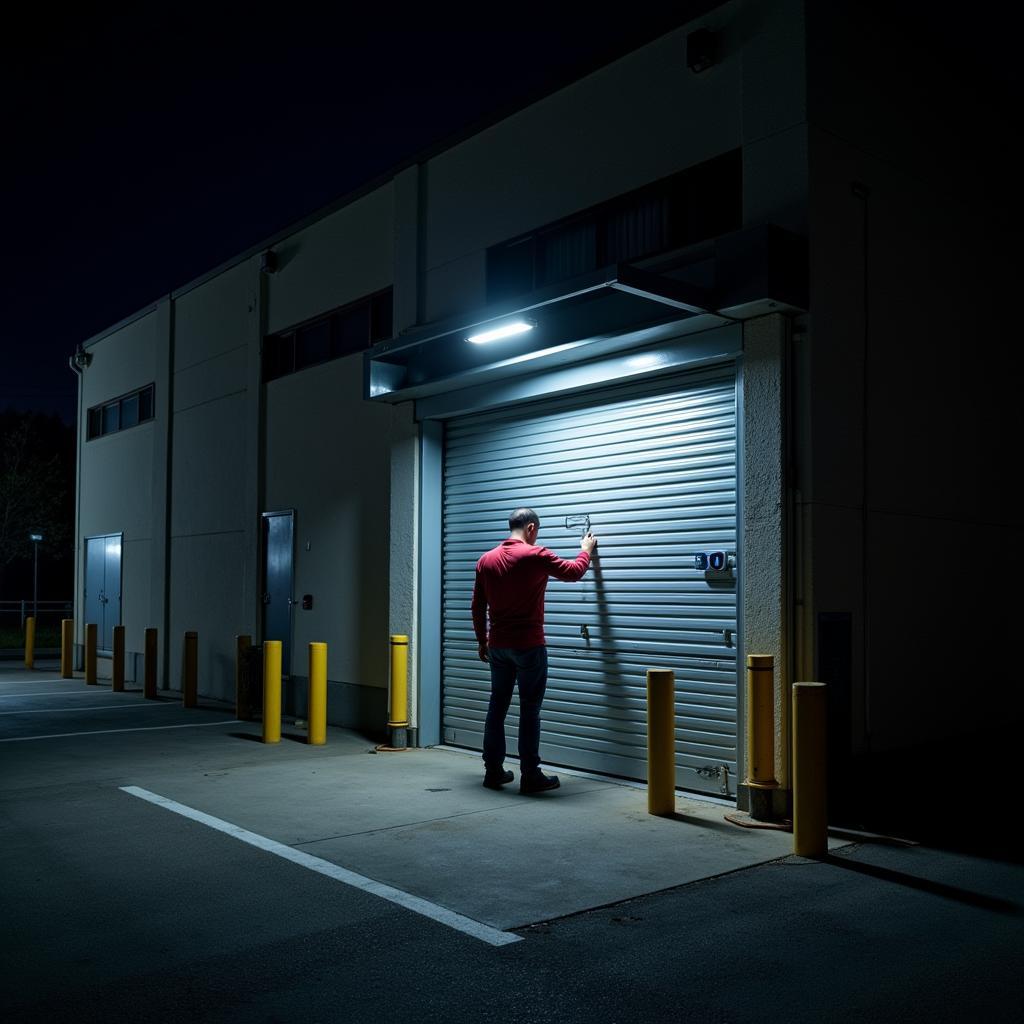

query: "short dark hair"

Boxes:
[509, 507, 540, 531]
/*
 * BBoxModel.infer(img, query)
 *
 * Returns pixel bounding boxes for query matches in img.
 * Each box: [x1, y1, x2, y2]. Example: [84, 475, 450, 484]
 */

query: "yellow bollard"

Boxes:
[85, 623, 98, 684]
[388, 635, 409, 748]
[308, 642, 327, 745]
[746, 654, 779, 820]
[183, 631, 198, 707]
[112, 625, 125, 692]
[61, 618, 74, 678]
[647, 669, 676, 816]
[262, 640, 282, 743]
[24, 616, 35, 669]
[792, 682, 828, 858]
[235, 634, 252, 720]
[144, 628, 158, 699]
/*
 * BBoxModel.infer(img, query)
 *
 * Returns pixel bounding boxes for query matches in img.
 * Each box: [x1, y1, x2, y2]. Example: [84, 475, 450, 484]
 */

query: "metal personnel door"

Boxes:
[262, 511, 295, 676]
[84, 533, 122, 653]
[441, 366, 739, 797]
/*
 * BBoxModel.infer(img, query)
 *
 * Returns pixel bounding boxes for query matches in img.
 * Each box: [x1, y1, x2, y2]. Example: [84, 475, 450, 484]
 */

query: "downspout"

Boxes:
[68, 347, 88, 667]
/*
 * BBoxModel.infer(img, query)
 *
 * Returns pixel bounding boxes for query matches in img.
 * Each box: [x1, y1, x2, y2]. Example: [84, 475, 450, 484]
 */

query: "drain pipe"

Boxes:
[68, 345, 90, 672]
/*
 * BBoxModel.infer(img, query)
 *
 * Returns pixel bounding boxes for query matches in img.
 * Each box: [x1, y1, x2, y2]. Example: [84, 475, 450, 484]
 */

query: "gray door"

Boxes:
[441, 366, 739, 797]
[262, 511, 295, 675]
[84, 533, 122, 653]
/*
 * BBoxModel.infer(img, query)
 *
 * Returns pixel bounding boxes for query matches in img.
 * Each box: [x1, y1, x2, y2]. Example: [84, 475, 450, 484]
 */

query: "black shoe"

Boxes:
[482, 769, 514, 790]
[520, 771, 560, 794]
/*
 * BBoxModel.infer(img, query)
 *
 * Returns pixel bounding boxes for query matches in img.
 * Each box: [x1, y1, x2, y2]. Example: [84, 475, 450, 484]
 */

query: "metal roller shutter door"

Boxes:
[442, 366, 738, 798]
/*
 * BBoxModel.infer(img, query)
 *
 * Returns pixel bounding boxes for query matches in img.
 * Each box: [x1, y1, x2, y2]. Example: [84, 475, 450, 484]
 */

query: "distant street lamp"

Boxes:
[29, 533, 43, 621]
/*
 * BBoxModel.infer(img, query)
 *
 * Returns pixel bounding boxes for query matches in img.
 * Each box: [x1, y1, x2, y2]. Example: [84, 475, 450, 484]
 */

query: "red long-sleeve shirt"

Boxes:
[472, 538, 591, 649]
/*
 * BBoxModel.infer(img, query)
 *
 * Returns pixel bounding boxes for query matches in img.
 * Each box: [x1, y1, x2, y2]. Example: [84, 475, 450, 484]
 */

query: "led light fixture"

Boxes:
[466, 320, 535, 344]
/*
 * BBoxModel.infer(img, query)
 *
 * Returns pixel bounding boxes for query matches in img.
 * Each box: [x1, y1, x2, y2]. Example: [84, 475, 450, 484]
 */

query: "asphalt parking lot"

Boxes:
[1, 663, 1021, 1023]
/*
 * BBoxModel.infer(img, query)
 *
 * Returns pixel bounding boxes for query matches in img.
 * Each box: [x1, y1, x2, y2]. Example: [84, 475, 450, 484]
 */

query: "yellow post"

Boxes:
[308, 642, 327, 745]
[112, 625, 125, 692]
[262, 640, 282, 743]
[144, 628, 158, 699]
[85, 623, 98, 684]
[24, 616, 35, 669]
[647, 669, 676, 816]
[236, 634, 252, 720]
[792, 682, 828, 858]
[61, 618, 74, 678]
[183, 631, 198, 708]
[388, 635, 409, 748]
[746, 654, 779, 820]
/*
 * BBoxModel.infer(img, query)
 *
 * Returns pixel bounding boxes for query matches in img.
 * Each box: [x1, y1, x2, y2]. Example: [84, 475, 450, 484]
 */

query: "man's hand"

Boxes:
[582, 531, 598, 555]
[478, 643, 490, 663]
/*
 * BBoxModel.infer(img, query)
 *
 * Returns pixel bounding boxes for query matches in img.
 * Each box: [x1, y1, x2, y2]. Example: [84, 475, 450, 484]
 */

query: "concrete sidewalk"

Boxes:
[0, 663, 840, 931]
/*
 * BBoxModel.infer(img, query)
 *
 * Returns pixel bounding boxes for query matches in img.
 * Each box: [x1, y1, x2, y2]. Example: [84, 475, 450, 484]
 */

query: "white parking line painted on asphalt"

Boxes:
[120, 785, 523, 948]
[0, 720, 242, 742]
[0, 679, 74, 687]
[0, 690, 121, 698]
[0, 704, 174, 716]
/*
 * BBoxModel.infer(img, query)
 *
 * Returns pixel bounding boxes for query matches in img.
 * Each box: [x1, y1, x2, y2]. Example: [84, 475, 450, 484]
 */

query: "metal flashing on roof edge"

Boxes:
[365, 224, 806, 403]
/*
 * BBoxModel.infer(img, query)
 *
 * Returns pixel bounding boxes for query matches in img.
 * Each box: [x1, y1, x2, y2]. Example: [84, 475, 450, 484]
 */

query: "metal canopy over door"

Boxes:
[441, 365, 739, 797]
[84, 533, 122, 653]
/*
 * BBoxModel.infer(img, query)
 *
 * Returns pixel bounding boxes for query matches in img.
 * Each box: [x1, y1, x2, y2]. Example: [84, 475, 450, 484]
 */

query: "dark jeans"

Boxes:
[483, 645, 548, 775]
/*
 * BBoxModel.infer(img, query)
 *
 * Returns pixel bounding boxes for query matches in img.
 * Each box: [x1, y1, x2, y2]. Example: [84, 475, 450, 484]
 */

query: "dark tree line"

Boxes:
[0, 410, 75, 600]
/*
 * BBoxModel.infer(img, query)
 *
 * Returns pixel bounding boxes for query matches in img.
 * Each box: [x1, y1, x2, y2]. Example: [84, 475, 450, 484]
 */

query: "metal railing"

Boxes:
[0, 600, 73, 647]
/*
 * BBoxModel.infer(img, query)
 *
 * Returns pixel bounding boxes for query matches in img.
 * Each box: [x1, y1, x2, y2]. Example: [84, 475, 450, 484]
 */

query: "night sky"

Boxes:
[1, 6, 717, 425]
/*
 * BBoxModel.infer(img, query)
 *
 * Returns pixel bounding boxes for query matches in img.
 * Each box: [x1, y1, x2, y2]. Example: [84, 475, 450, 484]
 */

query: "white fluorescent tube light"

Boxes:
[466, 320, 535, 344]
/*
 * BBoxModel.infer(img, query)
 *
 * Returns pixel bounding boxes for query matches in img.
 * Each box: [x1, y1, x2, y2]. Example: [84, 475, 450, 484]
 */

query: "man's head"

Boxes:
[508, 507, 540, 544]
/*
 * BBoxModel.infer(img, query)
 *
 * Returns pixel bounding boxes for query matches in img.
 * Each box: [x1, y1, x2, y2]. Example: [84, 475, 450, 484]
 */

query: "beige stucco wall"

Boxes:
[742, 313, 789, 790]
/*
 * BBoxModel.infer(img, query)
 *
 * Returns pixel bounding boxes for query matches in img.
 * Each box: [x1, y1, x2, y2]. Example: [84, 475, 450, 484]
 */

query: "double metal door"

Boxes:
[84, 534, 122, 653]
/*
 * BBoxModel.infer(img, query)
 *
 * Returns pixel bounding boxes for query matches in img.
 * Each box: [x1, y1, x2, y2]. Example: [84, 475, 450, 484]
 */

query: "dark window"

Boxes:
[139, 384, 154, 422]
[295, 319, 332, 370]
[538, 219, 597, 287]
[102, 402, 120, 435]
[336, 303, 370, 357]
[120, 393, 139, 429]
[487, 237, 536, 303]
[263, 334, 295, 381]
[370, 289, 392, 343]
[264, 287, 393, 383]
[86, 383, 156, 441]
[486, 149, 742, 303]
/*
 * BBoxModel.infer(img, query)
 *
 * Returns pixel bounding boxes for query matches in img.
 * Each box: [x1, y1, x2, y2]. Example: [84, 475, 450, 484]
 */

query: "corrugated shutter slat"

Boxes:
[442, 367, 738, 796]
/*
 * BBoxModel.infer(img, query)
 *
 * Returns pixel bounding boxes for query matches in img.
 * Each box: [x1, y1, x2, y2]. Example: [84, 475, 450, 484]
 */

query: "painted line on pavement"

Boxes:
[120, 785, 522, 948]
[0, 690, 118, 698]
[0, 720, 242, 742]
[0, 679, 75, 686]
[0, 704, 174, 716]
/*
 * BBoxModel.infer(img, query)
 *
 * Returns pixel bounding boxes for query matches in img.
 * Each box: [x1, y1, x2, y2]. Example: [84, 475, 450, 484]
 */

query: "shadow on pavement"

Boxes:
[825, 851, 1022, 915]
[667, 810, 746, 836]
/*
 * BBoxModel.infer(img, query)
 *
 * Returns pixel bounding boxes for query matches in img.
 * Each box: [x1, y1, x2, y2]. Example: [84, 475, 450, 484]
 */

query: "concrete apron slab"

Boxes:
[126, 742, 844, 931]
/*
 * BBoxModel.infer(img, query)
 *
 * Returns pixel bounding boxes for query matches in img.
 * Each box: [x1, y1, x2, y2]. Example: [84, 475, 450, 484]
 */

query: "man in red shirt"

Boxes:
[472, 507, 597, 793]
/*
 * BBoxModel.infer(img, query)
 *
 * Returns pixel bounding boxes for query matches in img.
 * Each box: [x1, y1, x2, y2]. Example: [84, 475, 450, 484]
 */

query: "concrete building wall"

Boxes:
[264, 354, 397, 731]
[168, 261, 259, 700]
[418, 0, 808, 323]
[77, 309, 161, 663]
[742, 314, 789, 793]
[420, 5, 744, 322]
[803, 3, 1021, 773]
[265, 188, 394, 335]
